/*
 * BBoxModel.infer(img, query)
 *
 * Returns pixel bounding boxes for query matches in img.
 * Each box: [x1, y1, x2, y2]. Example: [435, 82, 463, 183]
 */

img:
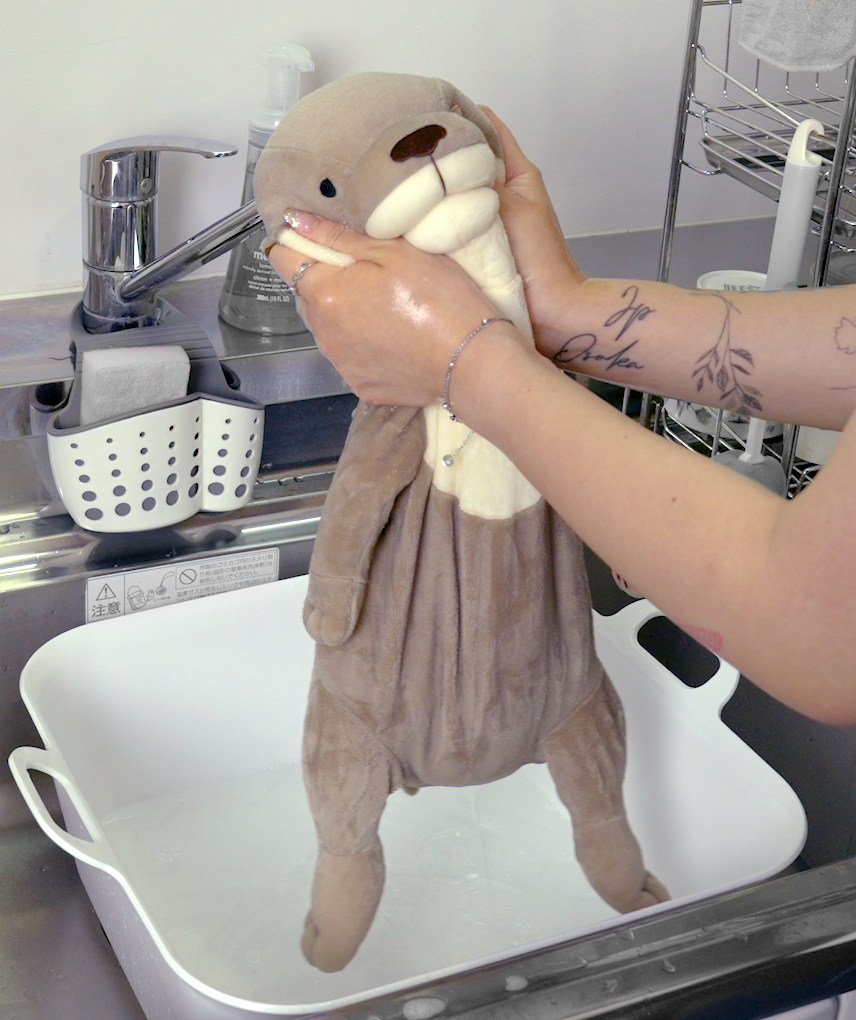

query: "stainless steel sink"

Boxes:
[0, 398, 339, 1020]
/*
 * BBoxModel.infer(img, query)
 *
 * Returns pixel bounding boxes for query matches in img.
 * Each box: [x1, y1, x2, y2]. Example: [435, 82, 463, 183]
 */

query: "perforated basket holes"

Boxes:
[199, 404, 264, 509]
[54, 402, 203, 528]
[49, 399, 263, 531]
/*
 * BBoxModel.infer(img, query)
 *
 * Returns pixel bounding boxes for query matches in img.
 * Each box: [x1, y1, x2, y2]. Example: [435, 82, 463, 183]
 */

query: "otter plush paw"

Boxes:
[573, 815, 670, 914]
[640, 871, 671, 907]
[303, 574, 368, 646]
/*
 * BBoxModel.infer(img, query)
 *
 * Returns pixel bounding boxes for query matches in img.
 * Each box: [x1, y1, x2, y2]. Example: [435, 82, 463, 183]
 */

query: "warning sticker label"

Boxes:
[85, 548, 280, 624]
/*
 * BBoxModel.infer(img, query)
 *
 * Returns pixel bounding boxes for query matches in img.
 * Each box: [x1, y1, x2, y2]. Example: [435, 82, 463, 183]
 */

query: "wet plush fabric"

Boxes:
[301, 405, 668, 972]
[253, 71, 668, 973]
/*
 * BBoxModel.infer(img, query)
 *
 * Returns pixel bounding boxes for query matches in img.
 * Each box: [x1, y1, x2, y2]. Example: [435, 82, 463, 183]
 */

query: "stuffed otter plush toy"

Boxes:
[255, 72, 668, 973]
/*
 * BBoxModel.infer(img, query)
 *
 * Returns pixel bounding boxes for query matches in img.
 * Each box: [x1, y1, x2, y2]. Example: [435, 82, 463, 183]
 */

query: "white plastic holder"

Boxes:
[47, 303, 265, 533]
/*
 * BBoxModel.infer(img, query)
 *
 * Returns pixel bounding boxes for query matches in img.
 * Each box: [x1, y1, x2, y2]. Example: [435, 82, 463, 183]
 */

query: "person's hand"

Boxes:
[268, 219, 501, 405]
[481, 107, 587, 358]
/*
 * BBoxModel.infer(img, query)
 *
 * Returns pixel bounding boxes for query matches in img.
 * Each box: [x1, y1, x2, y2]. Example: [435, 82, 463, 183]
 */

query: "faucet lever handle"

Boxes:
[81, 135, 238, 201]
[80, 135, 239, 331]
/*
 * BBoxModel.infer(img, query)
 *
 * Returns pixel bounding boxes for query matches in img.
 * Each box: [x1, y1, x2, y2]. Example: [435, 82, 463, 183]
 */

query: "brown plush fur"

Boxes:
[254, 73, 668, 974]
[301, 404, 667, 972]
[255, 73, 501, 236]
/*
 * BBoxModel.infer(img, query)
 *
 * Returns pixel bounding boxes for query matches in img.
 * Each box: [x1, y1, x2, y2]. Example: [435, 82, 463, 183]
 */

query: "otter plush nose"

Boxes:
[390, 124, 447, 162]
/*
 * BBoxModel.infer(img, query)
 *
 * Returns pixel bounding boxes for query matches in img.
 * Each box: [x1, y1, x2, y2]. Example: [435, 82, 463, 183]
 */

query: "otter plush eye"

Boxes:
[319, 178, 337, 198]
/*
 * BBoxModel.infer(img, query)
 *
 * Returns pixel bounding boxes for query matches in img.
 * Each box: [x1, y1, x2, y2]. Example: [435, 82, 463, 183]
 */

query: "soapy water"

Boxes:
[102, 762, 617, 1005]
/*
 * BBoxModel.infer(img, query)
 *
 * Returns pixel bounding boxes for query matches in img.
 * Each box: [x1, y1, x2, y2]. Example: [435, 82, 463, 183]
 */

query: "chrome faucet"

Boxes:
[80, 136, 262, 333]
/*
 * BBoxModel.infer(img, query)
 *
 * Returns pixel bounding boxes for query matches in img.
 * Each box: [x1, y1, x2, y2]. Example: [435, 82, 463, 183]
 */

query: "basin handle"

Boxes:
[8, 745, 122, 876]
[593, 598, 740, 715]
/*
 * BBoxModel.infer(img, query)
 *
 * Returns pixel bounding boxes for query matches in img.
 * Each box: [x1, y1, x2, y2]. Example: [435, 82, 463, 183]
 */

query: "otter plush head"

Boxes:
[254, 71, 503, 243]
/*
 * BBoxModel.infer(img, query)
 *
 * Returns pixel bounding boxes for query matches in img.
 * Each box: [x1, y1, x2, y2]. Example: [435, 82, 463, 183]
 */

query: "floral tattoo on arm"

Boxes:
[830, 317, 856, 391]
[691, 294, 762, 414]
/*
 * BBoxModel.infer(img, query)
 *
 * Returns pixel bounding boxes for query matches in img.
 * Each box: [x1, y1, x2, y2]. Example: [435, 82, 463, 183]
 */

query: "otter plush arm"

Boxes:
[304, 402, 425, 646]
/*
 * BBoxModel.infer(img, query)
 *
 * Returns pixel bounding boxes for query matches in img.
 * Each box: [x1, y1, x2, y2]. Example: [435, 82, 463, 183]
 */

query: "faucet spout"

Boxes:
[118, 201, 261, 303]
[80, 135, 263, 333]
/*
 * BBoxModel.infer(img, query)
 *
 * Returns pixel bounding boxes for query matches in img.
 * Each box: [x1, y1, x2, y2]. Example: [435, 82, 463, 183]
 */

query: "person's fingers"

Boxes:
[266, 209, 414, 302]
[279, 209, 383, 262]
[267, 244, 323, 292]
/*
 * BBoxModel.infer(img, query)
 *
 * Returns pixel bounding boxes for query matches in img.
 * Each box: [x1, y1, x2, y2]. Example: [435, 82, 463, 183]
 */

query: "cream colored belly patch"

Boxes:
[423, 404, 540, 518]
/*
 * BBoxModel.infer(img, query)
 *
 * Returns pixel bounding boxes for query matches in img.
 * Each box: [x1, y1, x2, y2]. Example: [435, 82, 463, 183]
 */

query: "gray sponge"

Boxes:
[79, 346, 191, 426]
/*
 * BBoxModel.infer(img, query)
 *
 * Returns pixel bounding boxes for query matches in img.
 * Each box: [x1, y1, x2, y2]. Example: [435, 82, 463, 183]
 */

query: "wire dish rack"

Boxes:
[651, 0, 856, 492]
[652, 397, 821, 497]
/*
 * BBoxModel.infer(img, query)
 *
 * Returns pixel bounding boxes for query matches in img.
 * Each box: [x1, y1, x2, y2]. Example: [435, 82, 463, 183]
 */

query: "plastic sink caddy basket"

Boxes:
[9, 576, 806, 1020]
[47, 303, 264, 533]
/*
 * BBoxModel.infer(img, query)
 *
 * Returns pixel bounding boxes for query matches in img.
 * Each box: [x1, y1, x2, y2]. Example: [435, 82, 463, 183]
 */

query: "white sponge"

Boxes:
[79, 346, 191, 426]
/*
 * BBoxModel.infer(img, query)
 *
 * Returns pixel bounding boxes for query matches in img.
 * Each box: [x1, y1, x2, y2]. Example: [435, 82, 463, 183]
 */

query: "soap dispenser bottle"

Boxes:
[218, 44, 314, 335]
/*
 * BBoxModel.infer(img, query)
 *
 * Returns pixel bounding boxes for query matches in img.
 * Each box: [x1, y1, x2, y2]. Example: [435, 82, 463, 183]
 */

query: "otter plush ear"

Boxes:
[438, 80, 504, 170]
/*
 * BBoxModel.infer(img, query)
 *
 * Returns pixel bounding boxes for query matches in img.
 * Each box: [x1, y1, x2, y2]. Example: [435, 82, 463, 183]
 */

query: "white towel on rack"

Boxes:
[740, 0, 856, 72]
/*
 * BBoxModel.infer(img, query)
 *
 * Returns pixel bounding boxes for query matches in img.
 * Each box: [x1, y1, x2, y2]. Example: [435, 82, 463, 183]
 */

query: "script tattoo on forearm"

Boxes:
[691, 294, 762, 414]
[553, 286, 651, 372]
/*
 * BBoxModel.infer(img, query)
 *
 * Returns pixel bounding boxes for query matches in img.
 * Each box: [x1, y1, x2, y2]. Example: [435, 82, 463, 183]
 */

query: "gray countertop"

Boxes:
[2, 819, 147, 1019]
[0, 275, 350, 405]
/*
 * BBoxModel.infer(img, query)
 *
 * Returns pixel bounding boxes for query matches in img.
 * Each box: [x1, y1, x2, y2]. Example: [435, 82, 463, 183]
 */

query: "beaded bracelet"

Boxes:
[442, 317, 512, 422]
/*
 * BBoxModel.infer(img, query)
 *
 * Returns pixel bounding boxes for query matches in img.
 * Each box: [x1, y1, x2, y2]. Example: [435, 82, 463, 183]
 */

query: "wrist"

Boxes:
[535, 274, 596, 356]
[442, 317, 514, 421]
[444, 320, 550, 441]
[527, 265, 592, 361]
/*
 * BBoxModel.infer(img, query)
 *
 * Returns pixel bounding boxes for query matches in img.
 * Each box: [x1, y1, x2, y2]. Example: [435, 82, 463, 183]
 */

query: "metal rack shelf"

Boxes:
[663, 0, 856, 288]
[652, 398, 821, 497]
[648, 0, 856, 491]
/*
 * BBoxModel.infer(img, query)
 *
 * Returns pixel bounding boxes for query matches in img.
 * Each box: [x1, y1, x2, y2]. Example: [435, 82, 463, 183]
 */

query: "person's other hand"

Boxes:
[482, 107, 587, 358]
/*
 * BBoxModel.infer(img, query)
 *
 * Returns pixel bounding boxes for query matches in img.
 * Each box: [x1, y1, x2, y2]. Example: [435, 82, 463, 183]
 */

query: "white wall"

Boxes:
[0, 0, 771, 299]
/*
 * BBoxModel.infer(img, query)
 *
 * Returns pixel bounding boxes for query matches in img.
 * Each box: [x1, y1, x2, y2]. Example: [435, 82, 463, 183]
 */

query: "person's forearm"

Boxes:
[538, 278, 856, 431]
[450, 326, 856, 724]
[267, 211, 856, 721]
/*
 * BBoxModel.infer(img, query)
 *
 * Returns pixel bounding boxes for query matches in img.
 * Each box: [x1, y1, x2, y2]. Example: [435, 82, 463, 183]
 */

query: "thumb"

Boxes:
[271, 210, 380, 268]
[479, 106, 538, 183]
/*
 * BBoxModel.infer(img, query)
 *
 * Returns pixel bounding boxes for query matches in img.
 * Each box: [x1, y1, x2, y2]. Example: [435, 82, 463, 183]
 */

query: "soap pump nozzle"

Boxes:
[250, 44, 315, 145]
[218, 43, 314, 336]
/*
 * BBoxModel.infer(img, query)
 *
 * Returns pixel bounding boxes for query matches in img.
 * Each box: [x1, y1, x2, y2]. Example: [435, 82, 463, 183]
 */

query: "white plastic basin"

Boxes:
[9, 575, 806, 1020]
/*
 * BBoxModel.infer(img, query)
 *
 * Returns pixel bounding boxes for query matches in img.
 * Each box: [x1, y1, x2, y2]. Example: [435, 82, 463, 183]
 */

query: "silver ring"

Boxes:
[289, 260, 316, 296]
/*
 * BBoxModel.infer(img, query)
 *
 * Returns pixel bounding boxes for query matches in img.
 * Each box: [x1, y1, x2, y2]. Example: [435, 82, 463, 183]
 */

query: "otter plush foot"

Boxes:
[572, 815, 669, 912]
[302, 681, 395, 970]
[544, 673, 669, 912]
[301, 845, 385, 972]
